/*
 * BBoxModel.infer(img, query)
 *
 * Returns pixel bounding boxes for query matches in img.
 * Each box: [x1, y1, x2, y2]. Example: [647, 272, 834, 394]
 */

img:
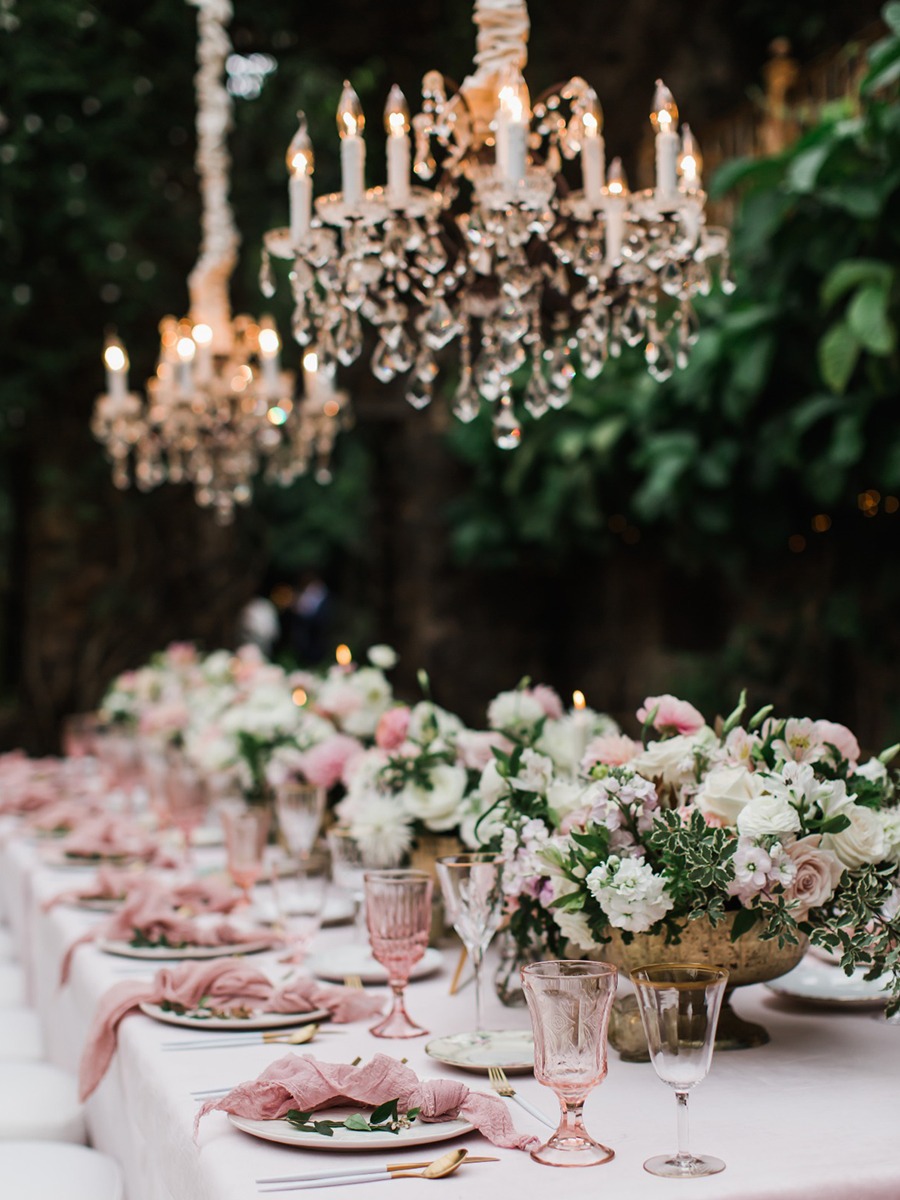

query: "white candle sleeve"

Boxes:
[604, 199, 625, 265]
[341, 136, 366, 207]
[582, 135, 605, 207]
[106, 366, 127, 401]
[386, 133, 411, 207]
[505, 122, 527, 188]
[655, 130, 679, 206]
[289, 174, 312, 244]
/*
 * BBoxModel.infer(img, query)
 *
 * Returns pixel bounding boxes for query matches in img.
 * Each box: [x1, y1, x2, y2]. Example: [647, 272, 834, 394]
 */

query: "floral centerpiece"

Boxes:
[473, 690, 900, 1016]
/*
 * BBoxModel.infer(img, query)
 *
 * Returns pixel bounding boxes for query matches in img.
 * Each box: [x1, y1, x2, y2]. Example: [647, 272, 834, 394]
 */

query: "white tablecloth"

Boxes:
[3, 824, 900, 1200]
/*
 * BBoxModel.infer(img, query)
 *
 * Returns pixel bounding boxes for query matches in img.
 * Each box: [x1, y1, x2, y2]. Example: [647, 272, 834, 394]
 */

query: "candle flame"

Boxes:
[573, 689, 586, 710]
[103, 341, 127, 372]
[292, 686, 308, 706]
[335, 643, 352, 666]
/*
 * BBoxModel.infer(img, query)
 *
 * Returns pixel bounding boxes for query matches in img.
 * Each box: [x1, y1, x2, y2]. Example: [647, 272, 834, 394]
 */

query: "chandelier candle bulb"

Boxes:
[287, 114, 314, 245]
[580, 89, 605, 207]
[191, 322, 214, 385]
[103, 338, 129, 402]
[176, 334, 196, 396]
[602, 157, 628, 265]
[258, 321, 282, 399]
[302, 349, 320, 403]
[496, 68, 530, 188]
[337, 81, 366, 208]
[651, 79, 680, 208]
[384, 85, 412, 207]
[678, 124, 703, 192]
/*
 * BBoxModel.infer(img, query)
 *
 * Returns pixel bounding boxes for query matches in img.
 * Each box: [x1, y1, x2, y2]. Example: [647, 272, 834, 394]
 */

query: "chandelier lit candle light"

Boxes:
[93, 0, 345, 520]
[261, 0, 733, 450]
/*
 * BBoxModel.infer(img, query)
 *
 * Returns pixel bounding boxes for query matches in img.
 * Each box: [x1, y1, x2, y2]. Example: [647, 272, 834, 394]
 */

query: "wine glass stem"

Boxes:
[471, 944, 484, 1031]
[675, 1090, 692, 1164]
[555, 1097, 589, 1144]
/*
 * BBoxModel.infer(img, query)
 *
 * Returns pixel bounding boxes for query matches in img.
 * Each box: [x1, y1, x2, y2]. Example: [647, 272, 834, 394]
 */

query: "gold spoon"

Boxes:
[391, 1148, 479, 1179]
[257, 1149, 499, 1190]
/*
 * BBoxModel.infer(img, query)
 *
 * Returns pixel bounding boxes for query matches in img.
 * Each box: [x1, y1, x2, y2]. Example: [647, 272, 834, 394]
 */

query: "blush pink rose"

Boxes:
[782, 835, 845, 916]
[164, 642, 198, 666]
[581, 733, 641, 771]
[375, 707, 411, 751]
[456, 730, 512, 771]
[813, 720, 860, 768]
[530, 685, 564, 720]
[637, 694, 705, 736]
[298, 735, 363, 789]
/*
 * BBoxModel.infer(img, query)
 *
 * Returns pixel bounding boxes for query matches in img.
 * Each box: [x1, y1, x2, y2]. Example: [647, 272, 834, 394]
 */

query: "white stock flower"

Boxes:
[547, 778, 593, 823]
[401, 762, 468, 832]
[553, 906, 596, 951]
[737, 790, 802, 838]
[509, 749, 555, 795]
[476, 759, 509, 808]
[367, 644, 398, 670]
[694, 764, 764, 826]
[585, 856, 673, 933]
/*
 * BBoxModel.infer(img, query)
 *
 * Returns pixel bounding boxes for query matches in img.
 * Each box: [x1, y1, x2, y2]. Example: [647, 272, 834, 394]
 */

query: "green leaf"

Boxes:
[344, 1114, 373, 1131]
[370, 1099, 399, 1126]
[883, 3, 900, 34]
[821, 260, 894, 311]
[847, 285, 897, 356]
[819, 814, 852, 835]
[721, 690, 747, 736]
[818, 322, 861, 394]
[313, 1122, 336, 1137]
[786, 142, 832, 192]
[862, 39, 900, 94]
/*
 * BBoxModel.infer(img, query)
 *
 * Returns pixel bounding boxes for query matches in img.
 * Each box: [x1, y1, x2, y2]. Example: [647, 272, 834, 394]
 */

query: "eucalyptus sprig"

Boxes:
[285, 1098, 421, 1137]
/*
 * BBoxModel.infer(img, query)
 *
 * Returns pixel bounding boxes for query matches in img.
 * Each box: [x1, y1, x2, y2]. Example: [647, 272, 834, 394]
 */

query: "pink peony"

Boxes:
[782, 835, 845, 915]
[637, 694, 705, 736]
[530, 685, 564, 720]
[581, 733, 641, 771]
[813, 720, 860, 768]
[375, 706, 411, 751]
[298, 735, 363, 789]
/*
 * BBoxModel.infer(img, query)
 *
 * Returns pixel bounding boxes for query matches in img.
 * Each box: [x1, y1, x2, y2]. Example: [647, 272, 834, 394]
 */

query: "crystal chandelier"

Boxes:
[261, 0, 733, 449]
[92, 0, 341, 521]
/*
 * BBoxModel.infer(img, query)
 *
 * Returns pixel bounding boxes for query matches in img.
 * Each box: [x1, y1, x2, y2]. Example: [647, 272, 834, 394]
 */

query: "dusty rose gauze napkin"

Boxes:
[195, 1052, 540, 1151]
[0, 752, 62, 814]
[28, 798, 104, 835]
[57, 814, 176, 867]
[46, 868, 240, 915]
[79, 959, 385, 1101]
[60, 879, 268, 984]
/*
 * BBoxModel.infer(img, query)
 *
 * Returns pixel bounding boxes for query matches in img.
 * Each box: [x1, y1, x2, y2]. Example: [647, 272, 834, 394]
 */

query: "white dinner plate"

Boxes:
[766, 955, 890, 1008]
[72, 896, 124, 912]
[98, 936, 274, 961]
[425, 1029, 534, 1074]
[252, 892, 356, 929]
[139, 1001, 330, 1031]
[306, 946, 443, 985]
[41, 847, 140, 870]
[228, 1109, 474, 1151]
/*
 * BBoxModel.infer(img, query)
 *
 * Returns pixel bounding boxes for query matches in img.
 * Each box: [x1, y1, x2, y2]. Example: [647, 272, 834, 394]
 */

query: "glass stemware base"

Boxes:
[531, 1110, 615, 1168]
[644, 1151, 725, 1178]
[369, 990, 428, 1039]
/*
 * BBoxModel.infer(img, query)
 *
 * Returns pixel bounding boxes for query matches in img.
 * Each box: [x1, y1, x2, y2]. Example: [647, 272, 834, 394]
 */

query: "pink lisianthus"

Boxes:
[560, 805, 592, 834]
[163, 642, 198, 667]
[138, 701, 189, 738]
[813, 720, 861, 769]
[298, 735, 363, 789]
[375, 706, 411, 751]
[637, 694, 705, 736]
[581, 733, 641, 771]
[531, 684, 564, 721]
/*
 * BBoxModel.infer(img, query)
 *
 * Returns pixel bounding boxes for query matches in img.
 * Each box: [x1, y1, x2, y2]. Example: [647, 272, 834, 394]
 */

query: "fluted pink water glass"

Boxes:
[521, 960, 618, 1168]
[364, 869, 433, 1039]
[631, 963, 729, 1178]
[221, 805, 271, 904]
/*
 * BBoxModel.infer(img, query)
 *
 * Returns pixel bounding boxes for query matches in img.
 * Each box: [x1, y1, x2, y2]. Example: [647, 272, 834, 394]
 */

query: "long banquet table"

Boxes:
[2, 824, 900, 1200]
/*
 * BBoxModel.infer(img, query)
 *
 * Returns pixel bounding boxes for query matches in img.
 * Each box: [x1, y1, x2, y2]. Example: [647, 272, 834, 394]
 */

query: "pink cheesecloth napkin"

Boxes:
[0, 751, 63, 814]
[45, 867, 241, 915]
[28, 798, 104, 835]
[57, 814, 177, 867]
[79, 959, 386, 1100]
[195, 1052, 540, 1151]
[60, 878, 269, 983]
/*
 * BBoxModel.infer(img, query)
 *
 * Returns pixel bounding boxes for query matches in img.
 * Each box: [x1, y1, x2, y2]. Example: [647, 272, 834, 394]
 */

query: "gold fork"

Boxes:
[487, 1065, 555, 1128]
[343, 974, 364, 989]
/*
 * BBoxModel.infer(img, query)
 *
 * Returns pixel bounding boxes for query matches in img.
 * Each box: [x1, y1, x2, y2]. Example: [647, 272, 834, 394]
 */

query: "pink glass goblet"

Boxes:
[364, 869, 433, 1039]
[221, 804, 271, 904]
[165, 755, 210, 866]
[522, 959, 618, 1168]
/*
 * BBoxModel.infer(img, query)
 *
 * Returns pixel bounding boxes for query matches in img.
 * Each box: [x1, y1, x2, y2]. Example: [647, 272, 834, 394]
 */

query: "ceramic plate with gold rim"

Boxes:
[228, 1110, 474, 1151]
[140, 1001, 330, 1031]
[766, 955, 890, 1008]
[425, 1029, 534, 1074]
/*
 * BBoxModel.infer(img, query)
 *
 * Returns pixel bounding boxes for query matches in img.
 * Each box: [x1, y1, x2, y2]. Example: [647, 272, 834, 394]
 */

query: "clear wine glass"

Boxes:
[435, 852, 505, 1032]
[327, 827, 368, 943]
[165, 753, 210, 866]
[631, 963, 729, 1178]
[272, 865, 328, 963]
[521, 960, 618, 1168]
[364, 869, 432, 1038]
[275, 783, 326, 865]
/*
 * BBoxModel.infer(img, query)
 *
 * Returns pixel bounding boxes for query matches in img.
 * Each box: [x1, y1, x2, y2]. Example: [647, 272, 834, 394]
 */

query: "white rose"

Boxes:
[856, 757, 888, 784]
[878, 810, 900, 862]
[552, 906, 596, 951]
[694, 765, 764, 826]
[401, 762, 468, 832]
[459, 798, 505, 848]
[487, 689, 545, 734]
[737, 790, 802, 838]
[822, 802, 887, 869]
[367, 644, 398, 670]
[476, 759, 508, 807]
[407, 701, 463, 743]
[536, 717, 587, 777]
[632, 730, 713, 791]
[547, 779, 592, 824]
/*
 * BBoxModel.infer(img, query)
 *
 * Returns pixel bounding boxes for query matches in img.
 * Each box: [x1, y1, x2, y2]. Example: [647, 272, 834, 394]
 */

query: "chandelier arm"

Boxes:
[186, 0, 239, 346]
[469, 0, 529, 81]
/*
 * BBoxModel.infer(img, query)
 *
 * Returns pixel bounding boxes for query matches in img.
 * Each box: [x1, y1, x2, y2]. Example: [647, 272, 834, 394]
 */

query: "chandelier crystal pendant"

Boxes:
[92, 0, 341, 521]
[261, 0, 733, 449]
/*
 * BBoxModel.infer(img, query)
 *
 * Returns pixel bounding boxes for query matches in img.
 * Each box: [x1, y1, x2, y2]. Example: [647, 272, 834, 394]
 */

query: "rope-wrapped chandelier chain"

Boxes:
[470, 0, 530, 80]
[187, 0, 239, 338]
